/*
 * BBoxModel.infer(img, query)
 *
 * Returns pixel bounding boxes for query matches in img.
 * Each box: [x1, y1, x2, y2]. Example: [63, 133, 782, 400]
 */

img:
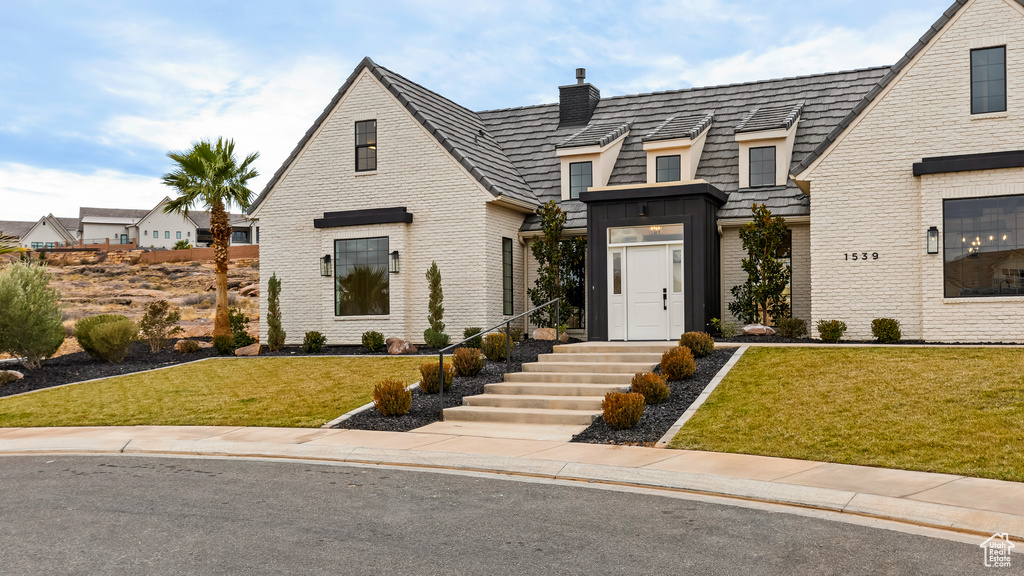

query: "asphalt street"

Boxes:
[0, 455, 1014, 575]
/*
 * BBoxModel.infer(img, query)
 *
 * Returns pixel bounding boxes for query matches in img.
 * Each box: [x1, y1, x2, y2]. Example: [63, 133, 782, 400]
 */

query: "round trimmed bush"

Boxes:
[213, 334, 235, 355]
[631, 372, 670, 404]
[482, 332, 512, 362]
[89, 319, 139, 363]
[74, 314, 131, 359]
[373, 379, 412, 416]
[775, 317, 808, 338]
[419, 361, 455, 394]
[462, 327, 483, 349]
[177, 340, 201, 354]
[871, 318, 902, 344]
[602, 392, 645, 430]
[816, 319, 848, 343]
[660, 346, 696, 380]
[303, 331, 327, 353]
[362, 330, 385, 352]
[452, 347, 484, 377]
[678, 331, 714, 357]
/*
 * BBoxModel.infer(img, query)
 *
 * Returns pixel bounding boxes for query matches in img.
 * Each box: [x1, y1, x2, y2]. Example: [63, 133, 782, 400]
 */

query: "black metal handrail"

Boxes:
[436, 298, 560, 421]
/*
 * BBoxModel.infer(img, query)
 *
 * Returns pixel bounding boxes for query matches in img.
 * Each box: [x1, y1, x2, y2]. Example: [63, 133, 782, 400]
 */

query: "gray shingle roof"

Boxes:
[79, 207, 150, 221]
[0, 220, 35, 239]
[734, 102, 803, 133]
[56, 217, 80, 233]
[188, 212, 250, 229]
[556, 121, 632, 149]
[643, 112, 714, 142]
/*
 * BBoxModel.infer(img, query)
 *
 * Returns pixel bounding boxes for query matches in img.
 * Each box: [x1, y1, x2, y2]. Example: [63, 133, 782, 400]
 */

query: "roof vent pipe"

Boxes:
[576, 68, 586, 85]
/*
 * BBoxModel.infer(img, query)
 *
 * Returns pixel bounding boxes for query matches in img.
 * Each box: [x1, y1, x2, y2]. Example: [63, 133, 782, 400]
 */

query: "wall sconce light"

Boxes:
[927, 226, 939, 254]
[389, 250, 400, 274]
[320, 254, 332, 277]
[638, 202, 647, 217]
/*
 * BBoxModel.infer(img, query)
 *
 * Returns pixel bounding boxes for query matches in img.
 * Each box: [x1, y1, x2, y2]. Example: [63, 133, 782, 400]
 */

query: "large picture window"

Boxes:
[355, 120, 377, 171]
[971, 46, 1006, 114]
[749, 146, 776, 188]
[335, 237, 390, 315]
[502, 237, 513, 315]
[569, 161, 592, 199]
[944, 195, 1024, 297]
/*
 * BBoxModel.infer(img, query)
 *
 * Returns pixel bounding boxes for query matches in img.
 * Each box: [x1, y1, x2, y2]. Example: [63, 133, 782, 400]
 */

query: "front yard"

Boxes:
[0, 357, 424, 428]
[669, 347, 1024, 482]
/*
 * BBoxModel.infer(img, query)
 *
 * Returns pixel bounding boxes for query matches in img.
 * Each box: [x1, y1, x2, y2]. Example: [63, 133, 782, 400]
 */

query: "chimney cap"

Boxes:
[576, 68, 586, 84]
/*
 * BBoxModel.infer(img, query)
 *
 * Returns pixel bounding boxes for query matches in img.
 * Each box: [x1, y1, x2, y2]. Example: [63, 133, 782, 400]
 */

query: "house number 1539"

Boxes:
[845, 252, 879, 261]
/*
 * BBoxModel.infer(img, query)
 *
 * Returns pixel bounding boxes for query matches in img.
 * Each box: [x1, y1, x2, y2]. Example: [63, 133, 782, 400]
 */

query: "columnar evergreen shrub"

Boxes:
[419, 361, 455, 394]
[423, 261, 450, 348]
[871, 318, 902, 343]
[679, 332, 714, 357]
[631, 372, 670, 404]
[775, 317, 808, 338]
[74, 314, 130, 360]
[90, 319, 139, 363]
[303, 331, 327, 353]
[462, 327, 483, 349]
[138, 300, 183, 353]
[362, 330, 385, 352]
[452, 347, 484, 376]
[0, 263, 65, 369]
[373, 379, 412, 416]
[660, 346, 696, 380]
[602, 392, 645, 430]
[816, 320, 848, 343]
[266, 274, 285, 351]
[481, 333, 512, 361]
[229, 308, 255, 348]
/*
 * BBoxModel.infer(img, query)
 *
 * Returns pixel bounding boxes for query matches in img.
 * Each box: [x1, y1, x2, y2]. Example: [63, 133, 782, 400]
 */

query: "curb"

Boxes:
[655, 346, 748, 447]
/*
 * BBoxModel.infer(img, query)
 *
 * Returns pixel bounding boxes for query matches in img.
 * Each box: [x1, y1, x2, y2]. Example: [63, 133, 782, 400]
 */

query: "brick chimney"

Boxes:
[559, 68, 600, 126]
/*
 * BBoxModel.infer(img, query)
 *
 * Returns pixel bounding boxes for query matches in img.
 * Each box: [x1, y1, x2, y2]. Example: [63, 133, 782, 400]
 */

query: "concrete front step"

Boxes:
[536, 352, 663, 364]
[504, 372, 634, 384]
[485, 382, 629, 397]
[463, 393, 605, 410]
[553, 343, 678, 354]
[523, 362, 654, 374]
[443, 406, 599, 425]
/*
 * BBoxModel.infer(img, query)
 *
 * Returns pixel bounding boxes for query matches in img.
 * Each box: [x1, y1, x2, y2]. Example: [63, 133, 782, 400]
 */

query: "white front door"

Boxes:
[626, 245, 668, 340]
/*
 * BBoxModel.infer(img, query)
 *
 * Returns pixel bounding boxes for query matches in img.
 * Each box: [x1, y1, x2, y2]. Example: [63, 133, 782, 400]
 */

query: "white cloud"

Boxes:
[0, 162, 167, 221]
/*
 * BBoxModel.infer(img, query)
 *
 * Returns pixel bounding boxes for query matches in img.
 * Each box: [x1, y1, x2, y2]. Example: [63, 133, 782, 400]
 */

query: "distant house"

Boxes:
[0, 220, 36, 244]
[14, 214, 79, 249]
[78, 207, 151, 245]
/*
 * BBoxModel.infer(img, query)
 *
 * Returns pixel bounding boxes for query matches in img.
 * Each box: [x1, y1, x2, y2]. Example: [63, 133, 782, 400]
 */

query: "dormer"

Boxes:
[642, 112, 714, 183]
[555, 121, 631, 200]
[734, 103, 803, 188]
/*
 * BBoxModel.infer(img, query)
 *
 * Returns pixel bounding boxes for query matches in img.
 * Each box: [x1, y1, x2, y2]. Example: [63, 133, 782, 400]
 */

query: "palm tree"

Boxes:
[162, 138, 259, 337]
[0, 233, 25, 255]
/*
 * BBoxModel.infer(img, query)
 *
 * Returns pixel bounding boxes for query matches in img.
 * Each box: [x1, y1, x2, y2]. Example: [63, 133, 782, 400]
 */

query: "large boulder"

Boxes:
[742, 324, 776, 336]
[240, 284, 259, 297]
[235, 343, 261, 356]
[0, 370, 24, 386]
[532, 328, 569, 342]
[386, 338, 418, 355]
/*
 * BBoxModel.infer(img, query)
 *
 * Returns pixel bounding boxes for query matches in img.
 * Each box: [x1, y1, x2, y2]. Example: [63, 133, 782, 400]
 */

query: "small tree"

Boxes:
[729, 204, 791, 325]
[138, 300, 183, 353]
[266, 273, 285, 351]
[528, 201, 586, 327]
[423, 261, 449, 348]
[0, 262, 65, 369]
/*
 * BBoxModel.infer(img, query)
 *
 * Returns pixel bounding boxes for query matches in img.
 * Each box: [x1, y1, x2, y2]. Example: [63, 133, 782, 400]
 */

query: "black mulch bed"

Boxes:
[716, 334, 1019, 345]
[336, 338, 560, 432]
[261, 345, 441, 357]
[570, 347, 737, 446]
[0, 342, 220, 398]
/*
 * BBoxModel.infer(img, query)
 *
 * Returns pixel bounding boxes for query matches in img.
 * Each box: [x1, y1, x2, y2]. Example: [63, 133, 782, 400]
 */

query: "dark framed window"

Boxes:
[944, 195, 1024, 297]
[502, 237, 514, 315]
[31, 242, 43, 250]
[656, 155, 681, 182]
[749, 146, 776, 188]
[569, 161, 592, 199]
[231, 230, 250, 244]
[355, 120, 377, 171]
[335, 236, 390, 315]
[971, 46, 1006, 114]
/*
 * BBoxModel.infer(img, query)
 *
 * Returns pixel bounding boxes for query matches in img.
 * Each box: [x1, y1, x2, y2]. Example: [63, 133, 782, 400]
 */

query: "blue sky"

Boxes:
[1, 0, 951, 221]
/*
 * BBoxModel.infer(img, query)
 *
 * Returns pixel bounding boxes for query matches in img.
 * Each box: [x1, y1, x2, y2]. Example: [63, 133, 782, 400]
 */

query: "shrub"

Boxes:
[138, 300, 183, 353]
[452, 347, 484, 377]
[419, 361, 455, 394]
[362, 330, 385, 352]
[482, 332, 512, 362]
[0, 263, 65, 369]
[266, 274, 285, 352]
[631, 372, 670, 404]
[709, 317, 738, 338]
[423, 328, 450, 349]
[871, 318, 902, 344]
[660, 346, 696, 380]
[229, 308, 255, 348]
[679, 332, 714, 358]
[173, 240, 192, 250]
[510, 326, 524, 343]
[775, 317, 808, 338]
[373, 379, 412, 416]
[74, 314, 130, 360]
[303, 331, 327, 353]
[817, 319, 848, 343]
[602, 392, 645, 430]
[423, 261, 449, 347]
[462, 327, 483, 349]
[89, 319, 139, 363]
[177, 340, 201, 354]
[213, 334, 235, 355]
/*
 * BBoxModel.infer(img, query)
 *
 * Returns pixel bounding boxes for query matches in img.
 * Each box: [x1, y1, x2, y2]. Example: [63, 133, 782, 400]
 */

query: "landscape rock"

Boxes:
[174, 339, 213, 351]
[742, 324, 776, 336]
[532, 328, 569, 342]
[240, 284, 259, 297]
[386, 338, 417, 355]
[0, 370, 25, 386]
[234, 343, 261, 356]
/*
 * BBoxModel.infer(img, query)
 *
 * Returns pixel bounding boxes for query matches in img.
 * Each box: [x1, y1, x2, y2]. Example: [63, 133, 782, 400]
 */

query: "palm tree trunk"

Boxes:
[211, 200, 231, 338]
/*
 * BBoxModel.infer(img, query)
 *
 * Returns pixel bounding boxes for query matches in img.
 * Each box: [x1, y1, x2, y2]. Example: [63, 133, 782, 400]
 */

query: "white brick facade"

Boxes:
[800, 0, 1024, 341]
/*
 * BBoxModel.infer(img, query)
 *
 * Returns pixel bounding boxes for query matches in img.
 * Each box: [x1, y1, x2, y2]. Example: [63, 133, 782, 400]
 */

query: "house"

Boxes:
[78, 207, 151, 245]
[14, 214, 79, 249]
[250, 0, 1024, 344]
[66, 199, 259, 249]
[0, 220, 36, 244]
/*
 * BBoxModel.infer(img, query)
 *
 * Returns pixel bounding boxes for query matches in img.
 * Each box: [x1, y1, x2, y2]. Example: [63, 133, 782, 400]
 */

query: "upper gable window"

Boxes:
[656, 155, 681, 183]
[749, 146, 776, 188]
[972, 47, 1006, 114]
[569, 161, 593, 199]
[355, 120, 377, 171]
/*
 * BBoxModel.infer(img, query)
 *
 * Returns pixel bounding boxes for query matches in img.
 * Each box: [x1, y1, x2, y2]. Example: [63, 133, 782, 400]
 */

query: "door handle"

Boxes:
[663, 288, 667, 310]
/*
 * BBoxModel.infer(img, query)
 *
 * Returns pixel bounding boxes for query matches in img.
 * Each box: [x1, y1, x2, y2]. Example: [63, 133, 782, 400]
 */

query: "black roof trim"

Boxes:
[579, 182, 728, 206]
[314, 207, 413, 229]
[913, 150, 1024, 176]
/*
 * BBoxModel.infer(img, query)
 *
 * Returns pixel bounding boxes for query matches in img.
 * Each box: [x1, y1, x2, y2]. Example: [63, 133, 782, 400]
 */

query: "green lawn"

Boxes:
[670, 347, 1024, 482]
[0, 357, 426, 428]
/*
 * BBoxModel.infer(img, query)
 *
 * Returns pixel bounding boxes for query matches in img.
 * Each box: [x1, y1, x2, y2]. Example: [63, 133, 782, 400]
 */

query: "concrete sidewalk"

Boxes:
[1, 425, 1022, 541]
